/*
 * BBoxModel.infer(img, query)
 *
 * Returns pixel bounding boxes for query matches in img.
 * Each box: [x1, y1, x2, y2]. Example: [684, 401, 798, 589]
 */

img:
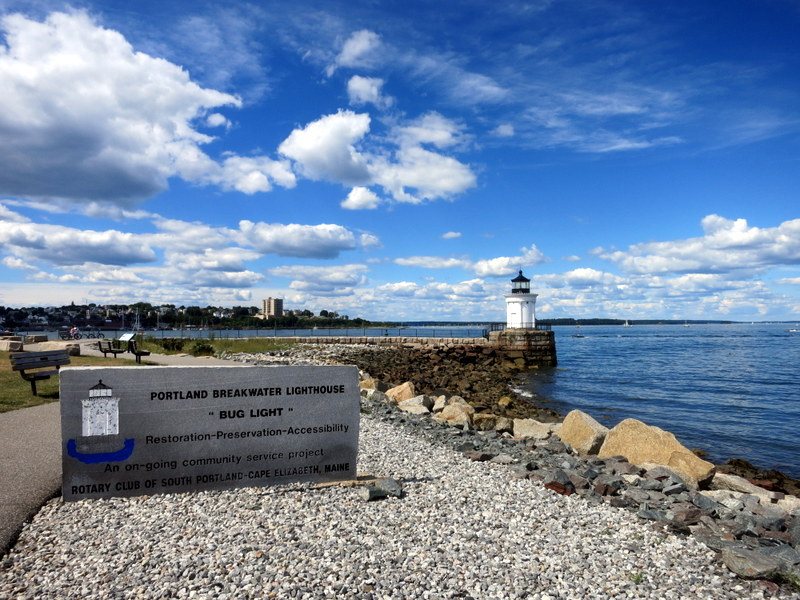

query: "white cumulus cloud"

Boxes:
[347, 75, 392, 108]
[279, 110, 372, 185]
[237, 220, 357, 258]
[394, 256, 472, 270]
[372, 146, 476, 204]
[492, 124, 515, 137]
[342, 187, 382, 210]
[395, 112, 468, 149]
[327, 29, 382, 76]
[269, 264, 369, 295]
[0, 11, 291, 207]
[0, 221, 157, 266]
[472, 245, 547, 277]
[596, 215, 800, 275]
[280, 110, 476, 205]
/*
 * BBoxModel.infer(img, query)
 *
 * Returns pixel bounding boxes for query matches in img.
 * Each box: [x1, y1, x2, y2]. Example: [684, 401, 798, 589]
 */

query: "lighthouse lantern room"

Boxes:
[505, 270, 537, 329]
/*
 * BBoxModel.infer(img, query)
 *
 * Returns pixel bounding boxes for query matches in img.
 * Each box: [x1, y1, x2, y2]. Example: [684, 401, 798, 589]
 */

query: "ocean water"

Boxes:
[519, 323, 800, 478]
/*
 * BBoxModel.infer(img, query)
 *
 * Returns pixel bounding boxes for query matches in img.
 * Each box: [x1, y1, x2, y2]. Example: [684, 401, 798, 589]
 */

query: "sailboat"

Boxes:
[623, 320, 631, 327]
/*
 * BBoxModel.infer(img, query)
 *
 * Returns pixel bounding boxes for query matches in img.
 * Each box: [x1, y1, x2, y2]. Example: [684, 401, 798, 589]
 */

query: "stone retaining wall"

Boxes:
[273, 332, 557, 368]
[488, 329, 557, 367]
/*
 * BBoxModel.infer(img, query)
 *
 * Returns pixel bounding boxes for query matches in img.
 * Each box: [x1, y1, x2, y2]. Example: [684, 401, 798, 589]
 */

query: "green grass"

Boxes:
[2, 338, 298, 413]
[0, 351, 146, 413]
[139, 336, 296, 356]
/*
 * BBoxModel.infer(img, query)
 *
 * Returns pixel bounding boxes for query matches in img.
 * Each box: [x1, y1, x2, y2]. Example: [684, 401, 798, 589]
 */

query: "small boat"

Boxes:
[623, 320, 631, 327]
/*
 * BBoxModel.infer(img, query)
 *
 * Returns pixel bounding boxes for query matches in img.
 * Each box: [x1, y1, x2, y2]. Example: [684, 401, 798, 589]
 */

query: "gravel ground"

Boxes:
[1, 409, 792, 600]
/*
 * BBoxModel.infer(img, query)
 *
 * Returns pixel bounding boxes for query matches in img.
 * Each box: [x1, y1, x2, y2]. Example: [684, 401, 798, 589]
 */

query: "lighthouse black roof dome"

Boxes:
[512, 270, 529, 283]
[511, 270, 531, 293]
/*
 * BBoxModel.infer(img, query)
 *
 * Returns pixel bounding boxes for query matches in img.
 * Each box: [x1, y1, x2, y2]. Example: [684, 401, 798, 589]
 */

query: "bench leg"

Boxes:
[30, 379, 38, 396]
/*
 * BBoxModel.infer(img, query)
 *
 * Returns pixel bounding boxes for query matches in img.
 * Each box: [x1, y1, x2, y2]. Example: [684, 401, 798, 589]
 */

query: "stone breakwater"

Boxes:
[234, 342, 562, 421]
[227, 343, 800, 592]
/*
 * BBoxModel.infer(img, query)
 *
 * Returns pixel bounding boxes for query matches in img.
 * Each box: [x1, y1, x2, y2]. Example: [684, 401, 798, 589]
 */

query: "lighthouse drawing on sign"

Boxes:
[82, 379, 119, 436]
[66, 379, 135, 464]
[505, 270, 538, 329]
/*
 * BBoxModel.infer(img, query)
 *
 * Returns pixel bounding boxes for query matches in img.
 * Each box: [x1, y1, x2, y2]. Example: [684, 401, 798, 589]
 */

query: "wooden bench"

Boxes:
[97, 339, 125, 358]
[10, 349, 71, 396]
[126, 340, 151, 364]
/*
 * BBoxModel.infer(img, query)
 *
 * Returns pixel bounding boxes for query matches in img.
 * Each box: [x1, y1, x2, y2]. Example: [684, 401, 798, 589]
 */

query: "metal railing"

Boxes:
[489, 323, 552, 332]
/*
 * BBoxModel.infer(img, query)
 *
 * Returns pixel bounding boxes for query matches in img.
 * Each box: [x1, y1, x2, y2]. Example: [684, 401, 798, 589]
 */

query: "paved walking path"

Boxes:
[0, 341, 249, 556]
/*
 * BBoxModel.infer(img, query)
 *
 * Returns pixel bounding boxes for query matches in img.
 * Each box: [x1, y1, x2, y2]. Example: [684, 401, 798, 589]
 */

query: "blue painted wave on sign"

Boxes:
[66, 438, 135, 464]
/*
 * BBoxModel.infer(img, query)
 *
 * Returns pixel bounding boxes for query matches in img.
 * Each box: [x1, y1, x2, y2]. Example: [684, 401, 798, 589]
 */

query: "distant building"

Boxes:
[261, 297, 284, 319]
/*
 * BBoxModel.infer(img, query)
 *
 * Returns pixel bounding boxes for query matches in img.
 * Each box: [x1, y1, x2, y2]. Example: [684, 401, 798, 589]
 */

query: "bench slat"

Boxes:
[10, 350, 69, 361]
[10, 356, 71, 370]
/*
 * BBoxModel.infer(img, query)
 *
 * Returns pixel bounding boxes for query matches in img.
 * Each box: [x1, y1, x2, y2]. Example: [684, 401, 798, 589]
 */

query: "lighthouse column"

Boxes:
[505, 292, 538, 329]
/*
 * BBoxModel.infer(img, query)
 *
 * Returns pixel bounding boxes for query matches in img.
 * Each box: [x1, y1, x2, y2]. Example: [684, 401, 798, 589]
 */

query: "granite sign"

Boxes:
[60, 365, 359, 501]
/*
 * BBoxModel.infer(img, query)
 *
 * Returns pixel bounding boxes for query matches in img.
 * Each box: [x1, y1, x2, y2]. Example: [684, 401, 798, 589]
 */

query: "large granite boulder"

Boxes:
[385, 381, 416, 403]
[0, 340, 23, 351]
[598, 418, 715, 488]
[359, 377, 390, 392]
[557, 410, 608, 455]
[711, 472, 784, 504]
[35, 341, 81, 356]
[362, 388, 391, 404]
[513, 418, 559, 440]
[469, 413, 513, 434]
[494, 416, 514, 434]
[398, 395, 434, 415]
[435, 402, 475, 428]
[472, 413, 498, 431]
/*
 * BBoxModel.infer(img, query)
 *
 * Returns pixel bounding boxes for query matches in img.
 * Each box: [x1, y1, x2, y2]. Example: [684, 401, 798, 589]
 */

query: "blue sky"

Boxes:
[0, 0, 798, 322]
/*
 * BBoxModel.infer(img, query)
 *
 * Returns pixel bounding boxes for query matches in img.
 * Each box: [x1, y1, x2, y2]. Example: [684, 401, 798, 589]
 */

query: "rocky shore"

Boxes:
[227, 342, 800, 493]
[5, 412, 784, 600]
[225, 342, 800, 593]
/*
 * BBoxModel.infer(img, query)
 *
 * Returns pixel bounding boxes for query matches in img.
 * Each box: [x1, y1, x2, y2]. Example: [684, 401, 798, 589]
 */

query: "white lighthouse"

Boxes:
[505, 270, 537, 329]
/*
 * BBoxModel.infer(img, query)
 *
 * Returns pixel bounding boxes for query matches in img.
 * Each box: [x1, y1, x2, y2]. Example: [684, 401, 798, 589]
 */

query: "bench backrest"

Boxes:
[10, 350, 71, 372]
